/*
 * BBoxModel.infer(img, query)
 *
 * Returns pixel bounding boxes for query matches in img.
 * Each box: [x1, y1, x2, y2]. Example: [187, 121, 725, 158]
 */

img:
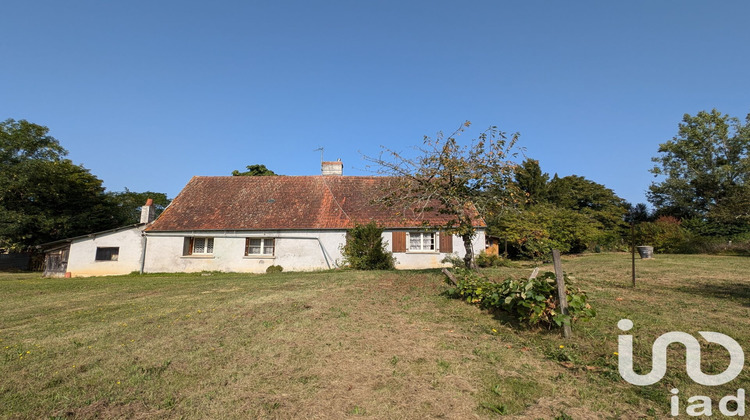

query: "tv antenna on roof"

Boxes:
[313, 147, 324, 163]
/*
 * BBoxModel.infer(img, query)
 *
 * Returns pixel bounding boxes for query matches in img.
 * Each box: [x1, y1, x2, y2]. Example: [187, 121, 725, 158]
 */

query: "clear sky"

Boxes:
[2, 1, 749, 206]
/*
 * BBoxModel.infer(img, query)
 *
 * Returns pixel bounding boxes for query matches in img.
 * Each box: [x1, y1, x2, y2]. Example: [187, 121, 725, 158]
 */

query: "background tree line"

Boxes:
[486, 159, 629, 260]
[0, 119, 170, 252]
[4, 109, 748, 261]
[359, 110, 750, 265]
[638, 109, 750, 254]
[487, 108, 750, 259]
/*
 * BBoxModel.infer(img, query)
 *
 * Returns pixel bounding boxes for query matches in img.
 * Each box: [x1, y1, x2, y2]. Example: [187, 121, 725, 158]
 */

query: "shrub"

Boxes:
[445, 269, 595, 328]
[547, 207, 601, 253]
[637, 216, 692, 253]
[266, 265, 283, 273]
[341, 222, 395, 270]
[491, 204, 601, 260]
[681, 217, 750, 238]
[441, 254, 464, 268]
[678, 235, 750, 255]
[475, 251, 512, 268]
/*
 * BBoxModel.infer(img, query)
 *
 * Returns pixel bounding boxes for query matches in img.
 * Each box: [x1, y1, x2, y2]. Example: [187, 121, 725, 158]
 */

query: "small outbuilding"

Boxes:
[40, 200, 157, 277]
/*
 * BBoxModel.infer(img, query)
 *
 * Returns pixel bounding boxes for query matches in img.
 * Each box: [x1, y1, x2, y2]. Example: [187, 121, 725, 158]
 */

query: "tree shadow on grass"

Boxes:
[487, 307, 564, 337]
[488, 308, 526, 331]
[675, 282, 750, 308]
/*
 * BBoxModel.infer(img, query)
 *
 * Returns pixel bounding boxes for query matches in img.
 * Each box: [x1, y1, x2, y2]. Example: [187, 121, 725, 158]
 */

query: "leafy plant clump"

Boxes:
[445, 269, 595, 328]
[341, 222, 395, 270]
[475, 251, 513, 268]
[266, 265, 283, 273]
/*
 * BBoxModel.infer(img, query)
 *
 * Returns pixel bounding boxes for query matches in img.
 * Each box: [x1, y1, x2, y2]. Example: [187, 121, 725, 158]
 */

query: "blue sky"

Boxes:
[2, 1, 749, 206]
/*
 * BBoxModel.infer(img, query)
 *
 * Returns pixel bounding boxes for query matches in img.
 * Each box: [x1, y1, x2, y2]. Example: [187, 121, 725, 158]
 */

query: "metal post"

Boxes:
[631, 223, 636, 288]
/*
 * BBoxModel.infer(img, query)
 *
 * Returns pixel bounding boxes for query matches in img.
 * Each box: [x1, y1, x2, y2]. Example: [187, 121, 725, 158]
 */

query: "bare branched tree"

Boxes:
[364, 121, 522, 269]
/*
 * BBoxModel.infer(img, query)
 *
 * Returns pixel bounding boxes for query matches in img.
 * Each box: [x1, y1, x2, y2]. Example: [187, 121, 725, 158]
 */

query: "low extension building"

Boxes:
[40, 200, 157, 277]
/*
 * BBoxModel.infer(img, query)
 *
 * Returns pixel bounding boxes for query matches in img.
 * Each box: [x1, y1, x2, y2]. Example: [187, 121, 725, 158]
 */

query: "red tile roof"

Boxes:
[146, 176, 486, 231]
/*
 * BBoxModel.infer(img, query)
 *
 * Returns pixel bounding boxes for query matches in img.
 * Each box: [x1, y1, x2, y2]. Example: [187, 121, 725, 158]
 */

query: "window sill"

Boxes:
[181, 255, 215, 259]
[243, 255, 276, 259]
[405, 250, 440, 254]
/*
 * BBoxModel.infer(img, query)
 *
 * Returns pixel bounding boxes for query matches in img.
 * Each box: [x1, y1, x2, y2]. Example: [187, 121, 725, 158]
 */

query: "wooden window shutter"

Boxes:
[439, 232, 453, 253]
[183, 237, 194, 255]
[392, 231, 406, 253]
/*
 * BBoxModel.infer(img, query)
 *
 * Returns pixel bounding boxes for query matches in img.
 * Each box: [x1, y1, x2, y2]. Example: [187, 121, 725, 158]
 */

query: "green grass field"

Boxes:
[1, 253, 748, 419]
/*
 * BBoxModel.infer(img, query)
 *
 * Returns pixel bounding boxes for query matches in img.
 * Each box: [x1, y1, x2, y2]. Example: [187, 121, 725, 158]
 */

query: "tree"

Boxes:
[341, 222, 395, 270]
[107, 189, 171, 225]
[0, 158, 122, 250]
[365, 121, 521, 269]
[637, 216, 691, 253]
[490, 163, 629, 256]
[0, 119, 121, 250]
[0, 119, 66, 164]
[547, 174, 628, 233]
[648, 109, 750, 221]
[624, 202, 652, 224]
[514, 158, 548, 205]
[489, 204, 601, 259]
[709, 184, 750, 223]
[231, 164, 277, 176]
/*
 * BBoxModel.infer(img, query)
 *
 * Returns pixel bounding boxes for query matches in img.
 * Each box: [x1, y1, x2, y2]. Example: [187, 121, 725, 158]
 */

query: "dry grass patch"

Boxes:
[1, 253, 748, 418]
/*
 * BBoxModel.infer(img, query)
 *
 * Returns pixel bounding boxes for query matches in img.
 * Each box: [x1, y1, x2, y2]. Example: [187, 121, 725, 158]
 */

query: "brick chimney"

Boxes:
[321, 159, 343, 176]
[140, 198, 156, 224]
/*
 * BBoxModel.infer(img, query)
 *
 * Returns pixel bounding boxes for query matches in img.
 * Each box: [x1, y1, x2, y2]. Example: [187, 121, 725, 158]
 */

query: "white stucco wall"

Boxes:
[66, 227, 145, 277]
[143, 229, 486, 273]
[143, 230, 346, 274]
[384, 230, 486, 270]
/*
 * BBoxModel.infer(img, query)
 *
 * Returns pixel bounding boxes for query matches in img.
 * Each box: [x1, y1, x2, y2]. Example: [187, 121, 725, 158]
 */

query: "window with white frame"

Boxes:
[408, 232, 436, 251]
[184, 237, 214, 255]
[245, 238, 275, 256]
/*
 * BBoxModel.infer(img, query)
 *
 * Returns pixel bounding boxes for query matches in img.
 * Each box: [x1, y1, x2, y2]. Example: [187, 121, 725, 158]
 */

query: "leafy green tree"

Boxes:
[341, 222, 395, 270]
[649, 109, 750, 221]
[231, 164, 278, 176]
[708, 184, 750, 224]
[637, 216, 692, 253]
[548, 206, 603, 253]
[365, 121, 522, 269]
[547, 174, 627, 233]
[0, 119, 121, 250]
[0, 119, 66, 164]
[489, 206, 552, 260]
[0, 159, 122, 250]
[624, 202, 652, 224]
[489, 204, 600, 260]
[107, 189, 171, 225]
[490, 162, 629, 256]
[514, 158, 548, 205]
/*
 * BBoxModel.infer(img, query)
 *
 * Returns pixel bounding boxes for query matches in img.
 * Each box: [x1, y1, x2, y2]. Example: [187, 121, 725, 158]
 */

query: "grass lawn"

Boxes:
[1, 253, 748, 419]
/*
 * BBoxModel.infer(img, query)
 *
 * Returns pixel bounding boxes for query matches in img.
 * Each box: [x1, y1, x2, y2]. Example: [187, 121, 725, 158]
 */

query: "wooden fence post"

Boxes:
[441, 268, 458, 286]
[552, 249, 572, 339]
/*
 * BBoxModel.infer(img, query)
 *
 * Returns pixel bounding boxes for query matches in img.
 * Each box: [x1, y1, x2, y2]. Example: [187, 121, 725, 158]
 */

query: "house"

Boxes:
[40, 200, 157, 277]
[43, 162, 487, 276]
